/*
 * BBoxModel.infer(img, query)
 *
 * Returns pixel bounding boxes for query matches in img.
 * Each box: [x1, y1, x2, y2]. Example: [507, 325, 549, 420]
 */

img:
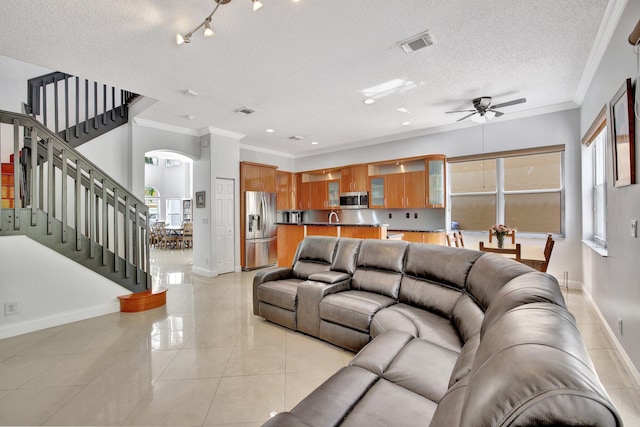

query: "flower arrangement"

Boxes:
[490, 224, 513, 248]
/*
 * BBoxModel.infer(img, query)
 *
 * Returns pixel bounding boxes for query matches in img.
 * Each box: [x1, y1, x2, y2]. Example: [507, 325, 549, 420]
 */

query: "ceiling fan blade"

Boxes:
[488, 109, 504, 117]
[456, 112, 476, 122]
[445, 109, 476, 114]
[491, 98, 526, 109]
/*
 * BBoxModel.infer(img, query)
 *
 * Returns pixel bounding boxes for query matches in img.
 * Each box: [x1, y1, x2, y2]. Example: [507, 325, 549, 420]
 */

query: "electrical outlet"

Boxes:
[414, 213, 418, 219]
[405, 213, 410, 219]
[388, 213, 392, 219]
[631, 220, 637, 238]
[4, 302, 17, 316]
[618, 318, 623, 335]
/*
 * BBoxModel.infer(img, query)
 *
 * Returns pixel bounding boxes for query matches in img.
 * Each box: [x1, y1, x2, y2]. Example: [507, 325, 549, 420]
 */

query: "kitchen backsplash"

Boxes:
[278, 208, 445, 231]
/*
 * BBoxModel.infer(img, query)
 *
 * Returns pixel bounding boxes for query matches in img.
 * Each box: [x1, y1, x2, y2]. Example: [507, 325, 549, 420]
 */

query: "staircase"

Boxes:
[0, 111, 151, 293]
[24, 71, 138, 148]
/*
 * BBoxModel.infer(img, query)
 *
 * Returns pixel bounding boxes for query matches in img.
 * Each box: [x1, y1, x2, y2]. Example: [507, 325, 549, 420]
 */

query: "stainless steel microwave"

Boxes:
[339, 192, 368, 209]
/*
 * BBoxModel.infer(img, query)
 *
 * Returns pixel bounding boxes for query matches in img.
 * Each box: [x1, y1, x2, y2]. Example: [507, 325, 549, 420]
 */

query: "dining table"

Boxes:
[479, 241, 546, 267]
[165, 225, 184, 236]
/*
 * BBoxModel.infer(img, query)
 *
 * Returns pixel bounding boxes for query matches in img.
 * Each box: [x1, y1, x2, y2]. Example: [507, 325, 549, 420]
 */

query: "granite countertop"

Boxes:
[276, 222, 389, 227]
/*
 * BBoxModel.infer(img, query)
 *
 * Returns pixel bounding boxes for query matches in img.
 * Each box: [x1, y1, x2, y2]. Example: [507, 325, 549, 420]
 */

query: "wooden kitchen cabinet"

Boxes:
[277, 225, 305, 267]
[370, 172, 425, 209]
[299, 181, 311, 209]
[340, 165, 368, 193]
[276, 171, 298, 210]
[392, 230, 445, 245]
[241, 162, 276, 192]
[308, 181, 327, 209]
[425, 155, 446, 208]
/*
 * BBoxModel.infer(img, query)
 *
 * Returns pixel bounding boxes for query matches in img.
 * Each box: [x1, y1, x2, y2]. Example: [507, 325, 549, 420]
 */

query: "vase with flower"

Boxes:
[490, 224, 512, 249]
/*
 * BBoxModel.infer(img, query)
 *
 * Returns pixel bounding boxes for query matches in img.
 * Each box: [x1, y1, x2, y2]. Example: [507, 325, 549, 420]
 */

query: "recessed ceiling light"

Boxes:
[184, 89, 198, 96]
[401, 121, 411, 126]
[397, 107, 409, 113]
[311, 141, 318, 145]
[184, 114, 194, 120]
[266, 129, 274, 133]
[363, 98, 375, 105]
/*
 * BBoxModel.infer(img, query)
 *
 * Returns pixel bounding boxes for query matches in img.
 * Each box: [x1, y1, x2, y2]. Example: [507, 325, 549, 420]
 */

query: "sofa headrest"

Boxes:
[480, 272, 566, 337]
[461, 303, 621, 427]
[465, 253, 535, 311]
[404, 244, 483, 290]
[294, 236, 339, 264]
[356, 239, 409, 273]
[331, 238, 362, 275]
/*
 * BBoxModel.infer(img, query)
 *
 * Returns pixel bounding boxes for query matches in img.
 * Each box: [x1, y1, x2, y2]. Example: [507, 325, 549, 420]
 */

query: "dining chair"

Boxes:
[446, 231, 465, 248]
[488, 229, 516, 244]
[540, 234, 555, 273]
[181, 222, 193, 249]
[158, 223, 178, 249]
[479, 242, 521, 262]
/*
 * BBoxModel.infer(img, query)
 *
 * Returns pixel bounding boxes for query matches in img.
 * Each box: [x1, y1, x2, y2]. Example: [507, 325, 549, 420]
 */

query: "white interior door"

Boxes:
[215, 178, 235, 274]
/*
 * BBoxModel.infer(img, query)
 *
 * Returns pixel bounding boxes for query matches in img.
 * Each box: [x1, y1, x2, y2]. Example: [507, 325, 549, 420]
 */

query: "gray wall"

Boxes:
[579, 0, 640, 375]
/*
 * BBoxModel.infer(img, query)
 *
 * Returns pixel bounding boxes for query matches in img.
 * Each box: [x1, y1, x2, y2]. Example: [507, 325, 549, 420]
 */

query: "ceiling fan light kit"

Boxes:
[446, 96, 526, 123]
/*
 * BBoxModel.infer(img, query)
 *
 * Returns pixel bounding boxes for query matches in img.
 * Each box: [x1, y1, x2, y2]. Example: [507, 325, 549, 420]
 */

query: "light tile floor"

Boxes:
[0, 248, 637, 426]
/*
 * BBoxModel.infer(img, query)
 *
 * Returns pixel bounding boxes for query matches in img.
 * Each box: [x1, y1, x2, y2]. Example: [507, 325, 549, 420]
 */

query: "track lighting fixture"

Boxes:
[176, 0, 265, 45]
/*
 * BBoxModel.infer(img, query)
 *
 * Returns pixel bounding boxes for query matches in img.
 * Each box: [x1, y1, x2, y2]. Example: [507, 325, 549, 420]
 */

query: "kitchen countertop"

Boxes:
[276, 222, 389, 227]
[388, 228, 446, 233]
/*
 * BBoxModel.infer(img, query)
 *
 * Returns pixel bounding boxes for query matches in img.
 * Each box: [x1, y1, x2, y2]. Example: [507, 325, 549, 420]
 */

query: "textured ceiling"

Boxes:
[0, 0, 609, 157]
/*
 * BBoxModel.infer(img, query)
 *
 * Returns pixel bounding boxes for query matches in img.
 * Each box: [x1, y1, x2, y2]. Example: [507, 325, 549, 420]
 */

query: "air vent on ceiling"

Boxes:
[398, 30, 435, 54]
[234, 106, 256, 115]
[288, 136, 303, 141]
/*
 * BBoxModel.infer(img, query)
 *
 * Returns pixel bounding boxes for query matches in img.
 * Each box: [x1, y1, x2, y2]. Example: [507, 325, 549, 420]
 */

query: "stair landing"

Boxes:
[118, 287, 167, 312]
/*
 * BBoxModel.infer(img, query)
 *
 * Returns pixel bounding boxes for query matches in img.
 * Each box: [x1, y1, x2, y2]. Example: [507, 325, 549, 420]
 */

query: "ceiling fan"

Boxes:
[446, 96, 526, 123]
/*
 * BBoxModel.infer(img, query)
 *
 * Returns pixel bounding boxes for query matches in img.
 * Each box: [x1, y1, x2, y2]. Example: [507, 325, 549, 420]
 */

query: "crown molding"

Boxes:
[133, 117, 200, 136]
[200, 126, 246, 140]
[573, 0, 628, 105]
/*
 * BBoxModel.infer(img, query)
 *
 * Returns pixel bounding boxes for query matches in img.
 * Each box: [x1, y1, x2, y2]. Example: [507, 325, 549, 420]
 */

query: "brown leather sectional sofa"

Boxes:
[253, 236, 622, 426]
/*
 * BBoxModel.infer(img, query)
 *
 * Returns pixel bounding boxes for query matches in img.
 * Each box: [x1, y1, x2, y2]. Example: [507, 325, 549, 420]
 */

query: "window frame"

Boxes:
[449, 146, 565, 236]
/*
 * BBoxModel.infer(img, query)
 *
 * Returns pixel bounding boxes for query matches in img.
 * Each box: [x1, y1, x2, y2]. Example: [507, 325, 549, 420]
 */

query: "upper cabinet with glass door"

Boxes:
[425, 155, 446, 208]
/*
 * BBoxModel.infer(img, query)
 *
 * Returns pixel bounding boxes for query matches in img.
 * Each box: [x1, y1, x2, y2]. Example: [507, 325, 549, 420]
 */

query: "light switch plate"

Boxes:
[631, 220, 637, 238]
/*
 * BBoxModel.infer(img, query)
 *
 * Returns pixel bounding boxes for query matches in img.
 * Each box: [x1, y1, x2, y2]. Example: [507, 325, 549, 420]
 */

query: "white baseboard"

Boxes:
[192, 266, 217, 277]
[0, 302, 120, 340]
[235, 265, 242, 273]
[582, 289, 640, 389]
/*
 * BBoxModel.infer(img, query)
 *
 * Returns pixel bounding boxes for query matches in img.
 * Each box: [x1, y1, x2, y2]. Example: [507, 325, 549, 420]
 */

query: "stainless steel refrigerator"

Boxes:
[244, 191, 277, 270]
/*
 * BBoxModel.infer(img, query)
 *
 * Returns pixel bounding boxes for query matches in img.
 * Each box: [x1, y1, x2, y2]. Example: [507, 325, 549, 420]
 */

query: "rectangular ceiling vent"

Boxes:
[399, 30, 435, 54]
[234, 106, 256, 115]
[288, 135, 303, 141]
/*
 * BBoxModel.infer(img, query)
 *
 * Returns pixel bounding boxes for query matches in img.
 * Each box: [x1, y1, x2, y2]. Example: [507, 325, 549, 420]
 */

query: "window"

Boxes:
[581, 106, 608, 252]
[145, 156, 159, 165]
[165, 159, 181, 167]
[449, 147, 564, 234]
[165, 198, 182, 227]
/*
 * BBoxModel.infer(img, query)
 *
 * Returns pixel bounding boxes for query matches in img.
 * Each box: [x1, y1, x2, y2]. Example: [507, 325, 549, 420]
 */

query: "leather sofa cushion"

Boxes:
[481, 271, 566, 337]
[356, 239, 408, 272]
[448, 333, 479, 388]
[307, 271, 350, 284]
[351, 330, 458, 402]
[319, 290, 396, 333]
[288, 366, 378, 427]
[257, 279, 302, 311]
[292, 261, 331, 280]
[399, 275, 462, 318]
[404, 244, 482, 291]
[294, 236, 338, 264]
[462, 303, 621, 427]
[370, 304, 462, 352]
[331, 238, 361, 275]
[340, 379, 438, 427]
[466, 253, 535, 310]
[451, 294, 484, 343]
[351, 269, 402, 299]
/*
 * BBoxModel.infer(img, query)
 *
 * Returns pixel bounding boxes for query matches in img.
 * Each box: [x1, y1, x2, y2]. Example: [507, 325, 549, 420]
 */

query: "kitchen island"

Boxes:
[276, 223, 388, 267]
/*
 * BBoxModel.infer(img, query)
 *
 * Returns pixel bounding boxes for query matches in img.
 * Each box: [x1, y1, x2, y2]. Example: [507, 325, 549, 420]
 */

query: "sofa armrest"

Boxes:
[308, 271, 350, 284]
[262, 412, 313, 427]
[253, 267, 294, 315]
[297, 279, 351, 336]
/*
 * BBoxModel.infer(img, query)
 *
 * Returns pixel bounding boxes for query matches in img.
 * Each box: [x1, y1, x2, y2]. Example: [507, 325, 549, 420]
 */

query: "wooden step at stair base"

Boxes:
[118, 287, 167, 312]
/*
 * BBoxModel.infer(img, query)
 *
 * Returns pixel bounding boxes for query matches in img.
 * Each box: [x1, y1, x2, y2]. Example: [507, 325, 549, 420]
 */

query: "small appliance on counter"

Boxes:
[339, 192, 368, 209]
[280, 210, 302, 224]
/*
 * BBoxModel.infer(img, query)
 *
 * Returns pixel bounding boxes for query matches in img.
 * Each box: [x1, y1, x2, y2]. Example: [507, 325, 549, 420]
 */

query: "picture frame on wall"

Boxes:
[609, 78, 635, 187]
[195, 191, 206, 208]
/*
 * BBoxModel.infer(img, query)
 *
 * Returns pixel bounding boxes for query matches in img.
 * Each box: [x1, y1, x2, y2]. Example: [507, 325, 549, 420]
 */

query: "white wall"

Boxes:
[240, 147, 295, 171]
[0, 236, 125, 338]
[579, 0, 640, 374]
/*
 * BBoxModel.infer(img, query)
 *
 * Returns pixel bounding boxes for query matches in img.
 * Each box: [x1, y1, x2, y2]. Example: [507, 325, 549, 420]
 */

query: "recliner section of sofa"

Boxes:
[254, 237, 622, 427]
